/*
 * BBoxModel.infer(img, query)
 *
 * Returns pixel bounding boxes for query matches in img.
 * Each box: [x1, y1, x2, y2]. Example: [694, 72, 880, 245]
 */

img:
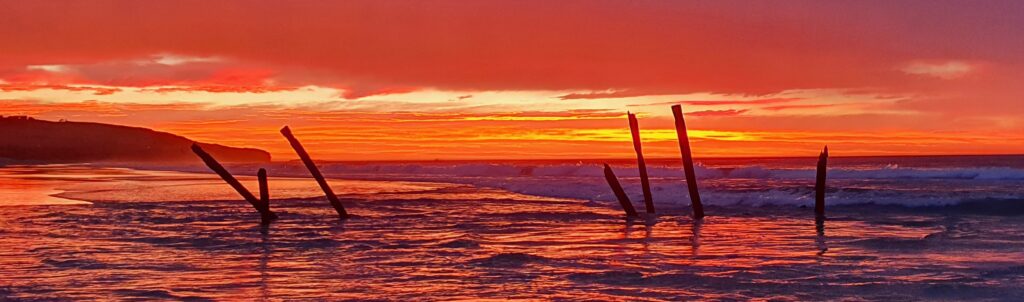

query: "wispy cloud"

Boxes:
[146, 53, 222, 66]
[26, 65, 70, 73]
[680, 98, 803, 107]
[688, 109, 749, 117]
[901, 61, 974, 79]
[558, 90, 661, 100]
[762, 104, 836, 111]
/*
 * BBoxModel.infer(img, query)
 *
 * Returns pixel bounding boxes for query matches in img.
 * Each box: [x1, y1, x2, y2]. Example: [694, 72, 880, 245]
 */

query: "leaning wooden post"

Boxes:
[671, 105, 705, 219]
[815, 146, 829, 220]
[628, 112, 655, 214]
[191, 144, 278, 224]
[280, 126, 349, 219]
[603, 164, 639, 218]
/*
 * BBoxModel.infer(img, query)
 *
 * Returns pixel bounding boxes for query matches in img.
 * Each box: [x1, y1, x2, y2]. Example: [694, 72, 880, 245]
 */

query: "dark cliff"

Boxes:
[0, 116, 270, 164]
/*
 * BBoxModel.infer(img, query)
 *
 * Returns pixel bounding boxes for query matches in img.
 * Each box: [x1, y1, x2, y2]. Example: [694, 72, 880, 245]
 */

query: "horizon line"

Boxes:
[268, 153, 1024, 164]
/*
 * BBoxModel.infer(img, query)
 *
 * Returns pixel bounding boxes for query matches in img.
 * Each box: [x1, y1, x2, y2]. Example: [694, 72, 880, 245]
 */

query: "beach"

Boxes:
[4, 1, 1024, 300]
[1, 156, 1023, 300]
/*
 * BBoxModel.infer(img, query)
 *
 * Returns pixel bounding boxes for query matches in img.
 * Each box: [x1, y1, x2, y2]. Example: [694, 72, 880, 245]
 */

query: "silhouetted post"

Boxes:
[603, 164, 639, 218]
[258, 168, 269, 205]
[280, 126, 349, 219]
[672, 105, 705, 219]
[191, 144, 278, 224]
[815, 146, 829, 220]
[628, 112, 655, 214]
[257, 168, 276, 222]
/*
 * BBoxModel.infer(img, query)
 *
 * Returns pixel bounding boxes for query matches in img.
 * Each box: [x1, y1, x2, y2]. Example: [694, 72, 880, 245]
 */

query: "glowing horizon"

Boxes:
[2, 1, 1022, 160]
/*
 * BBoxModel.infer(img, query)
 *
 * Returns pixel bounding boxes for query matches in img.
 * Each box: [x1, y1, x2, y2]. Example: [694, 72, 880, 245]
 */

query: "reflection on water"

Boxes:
[0, 165, 458, 206]
[816, 218, 828, 256]
[0, 165, 93, 206]
[691, 219, 702, 256]
[259, 224, 271, 301]
[1, 166, 1024, 300]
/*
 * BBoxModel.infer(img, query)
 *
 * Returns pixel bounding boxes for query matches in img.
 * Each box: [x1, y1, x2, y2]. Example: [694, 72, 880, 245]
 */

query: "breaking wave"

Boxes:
[303, 162, 1024, 208]
[312, 162, 1024, 181]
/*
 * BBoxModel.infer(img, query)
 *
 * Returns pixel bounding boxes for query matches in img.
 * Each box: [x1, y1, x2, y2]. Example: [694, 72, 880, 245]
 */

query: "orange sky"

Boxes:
[1, 1, 1022, 160]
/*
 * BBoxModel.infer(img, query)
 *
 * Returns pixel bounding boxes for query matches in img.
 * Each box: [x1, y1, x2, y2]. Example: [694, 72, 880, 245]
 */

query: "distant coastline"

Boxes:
[0, 116, 270, 165]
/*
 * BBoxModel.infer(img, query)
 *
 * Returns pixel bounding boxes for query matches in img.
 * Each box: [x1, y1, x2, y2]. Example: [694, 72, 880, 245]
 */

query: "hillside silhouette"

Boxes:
[0, 116, 270, 164]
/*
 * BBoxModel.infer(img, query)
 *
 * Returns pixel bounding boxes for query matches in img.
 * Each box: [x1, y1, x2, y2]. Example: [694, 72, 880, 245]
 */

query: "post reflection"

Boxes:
[622, 215, 659, 253]
[259, 224, 271, 301]
[641, 215, 657, 252]
[621, 218, 637, 239]
[815, 218, 828, 256]
[690, 218, 703, 256]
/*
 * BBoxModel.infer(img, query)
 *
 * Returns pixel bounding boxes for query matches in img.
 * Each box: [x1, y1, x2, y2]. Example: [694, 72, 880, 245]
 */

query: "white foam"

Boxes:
[317, 162, 1024, 181]
[302, 162, 1024, 208]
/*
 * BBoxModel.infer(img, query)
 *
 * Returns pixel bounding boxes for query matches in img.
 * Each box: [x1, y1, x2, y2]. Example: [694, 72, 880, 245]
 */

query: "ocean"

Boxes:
[1, 155, 1023, 300]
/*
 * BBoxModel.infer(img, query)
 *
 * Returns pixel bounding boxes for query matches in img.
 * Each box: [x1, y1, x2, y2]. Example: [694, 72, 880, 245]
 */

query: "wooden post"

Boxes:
[628, 112, 655, 214]
[191, 144, 277, 224]
[257, 168, 277, 222]
[280, 126, 349, 219]
[671, 105, 705, 219]
[258, 168, 269, 206]
[815, 146, 828, 220]
[603, 164, 639, 218]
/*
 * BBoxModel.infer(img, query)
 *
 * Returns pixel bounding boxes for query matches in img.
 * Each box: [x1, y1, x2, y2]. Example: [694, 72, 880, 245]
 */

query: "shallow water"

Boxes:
[212, 154, 1024, 209]
[1, 165, 1024, 300]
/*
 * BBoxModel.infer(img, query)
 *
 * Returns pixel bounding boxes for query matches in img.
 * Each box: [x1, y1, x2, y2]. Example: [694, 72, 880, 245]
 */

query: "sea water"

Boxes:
[1, 155, 1022, 300]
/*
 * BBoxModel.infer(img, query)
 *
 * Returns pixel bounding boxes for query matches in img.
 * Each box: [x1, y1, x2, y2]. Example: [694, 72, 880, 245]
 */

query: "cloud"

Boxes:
[762, 104, 836, 111]
[26, 65, 70, 73]
[0, 83, 121, 95]
[451, 94, 473, 102]
[688, 109, 749, 117]
[146, 53, 222, 66]
[1, 1, 1023, 158]
[679, 98, 803, 107]
[628, 98, 803, 108]
[2, 56, 301, 95]
[140, 85, 295, 94]
[3, 2, 1021, 96]
[558, 90, 661, 100]
[340, 86, 421, 99]
[901, 61, 974, 79]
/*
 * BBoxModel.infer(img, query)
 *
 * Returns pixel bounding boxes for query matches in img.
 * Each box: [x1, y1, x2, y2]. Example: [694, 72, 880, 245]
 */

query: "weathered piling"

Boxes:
[257, 168, 272, 216]
[603, 164, 639, 218]
[815, 146, 829, 220]
[191, 144, 278, 224]
[280, 126, 349, 219]
[628, 112, 655, 214]
[671, 105, 705, 219]
[258, 168, 269, 204]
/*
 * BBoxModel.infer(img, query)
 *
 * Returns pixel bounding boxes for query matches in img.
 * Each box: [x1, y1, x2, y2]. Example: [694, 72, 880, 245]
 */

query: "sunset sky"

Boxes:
[2, 1, 1022, 160]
